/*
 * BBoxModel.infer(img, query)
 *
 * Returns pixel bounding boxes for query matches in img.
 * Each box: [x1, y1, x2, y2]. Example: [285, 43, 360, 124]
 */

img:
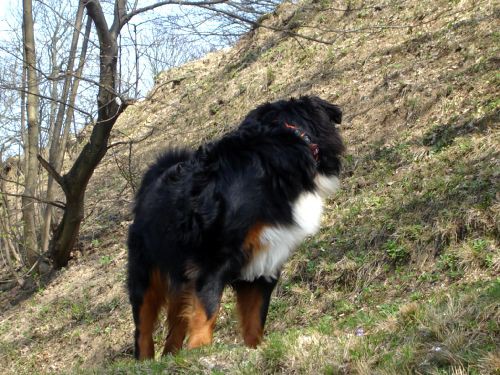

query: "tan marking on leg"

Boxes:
[137, 269, 166, 360]
[243, 222, 268, 258]
[186, 293, 220, 349]
[236, 284, 264, 348]
[162, 290, 189, 355]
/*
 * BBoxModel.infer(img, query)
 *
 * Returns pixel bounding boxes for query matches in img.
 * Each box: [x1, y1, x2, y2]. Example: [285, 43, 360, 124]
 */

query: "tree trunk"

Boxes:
[22, 0, 40, 268]
[50, 104, 125, 268]
[49, 0, 126, 268]
[41, 3, 85, 254]
[49, 189, 84, 269]
[58, 16, 93, 169]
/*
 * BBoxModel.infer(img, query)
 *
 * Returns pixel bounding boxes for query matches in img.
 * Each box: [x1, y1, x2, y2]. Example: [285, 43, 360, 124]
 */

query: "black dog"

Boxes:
[127, 96, 344, 359]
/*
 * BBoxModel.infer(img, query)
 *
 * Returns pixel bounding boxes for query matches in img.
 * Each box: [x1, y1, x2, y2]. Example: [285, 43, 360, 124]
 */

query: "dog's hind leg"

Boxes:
[130, 269, 166, 360]
[186, 277, 225, 349]
[186, 293, 220, 349]
[233, 277, 279, 348]
[162, 290, 189, 355]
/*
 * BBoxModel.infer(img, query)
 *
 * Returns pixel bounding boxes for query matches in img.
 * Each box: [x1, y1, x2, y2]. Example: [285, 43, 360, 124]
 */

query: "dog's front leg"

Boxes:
[233, 276, 279, 348]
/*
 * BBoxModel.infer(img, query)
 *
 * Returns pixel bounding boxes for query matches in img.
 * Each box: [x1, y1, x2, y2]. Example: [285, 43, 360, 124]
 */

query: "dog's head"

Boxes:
[242, 95, 345, 176]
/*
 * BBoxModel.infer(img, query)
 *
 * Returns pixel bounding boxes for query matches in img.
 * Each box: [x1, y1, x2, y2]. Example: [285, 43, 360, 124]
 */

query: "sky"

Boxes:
[0, 0, 222, 152]
[0, 0, 16, 41]
[0, 0, 262, 154]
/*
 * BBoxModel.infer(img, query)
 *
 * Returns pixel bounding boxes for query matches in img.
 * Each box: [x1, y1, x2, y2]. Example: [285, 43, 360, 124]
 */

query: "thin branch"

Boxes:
[37, 154, 66, 192]
[0, 175, 24, 186]
[196, 4, 335, 44]
[146, 75, 193, 100]
[43, 63, 124, 100]
[107, 127, 154, 149]
[122, 0, 228, 26]
[35, 0, 101, 51]
[195, 2, 479, 45]
[0, 83, 95, 119]
[1, 190, 66, 210]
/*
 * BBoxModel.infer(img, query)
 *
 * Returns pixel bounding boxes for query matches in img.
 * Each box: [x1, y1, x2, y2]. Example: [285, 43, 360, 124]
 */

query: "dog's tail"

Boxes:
[154, 148, 193, 172]
[136, 148, 193, 196]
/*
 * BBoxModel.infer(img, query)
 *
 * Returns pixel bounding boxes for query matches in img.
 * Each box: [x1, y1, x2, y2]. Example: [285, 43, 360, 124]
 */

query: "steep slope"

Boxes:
[1, 0, 498, 373]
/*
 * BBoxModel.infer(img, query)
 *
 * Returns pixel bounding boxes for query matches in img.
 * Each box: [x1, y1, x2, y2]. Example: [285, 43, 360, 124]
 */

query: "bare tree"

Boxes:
[143, 31, 211, 81]
[1, 0, 281, 273]
[0, 146, 24, 286]
[22, 0, 41, 268]
[40, 3, 86, 254]
[43, 0, 280, 269]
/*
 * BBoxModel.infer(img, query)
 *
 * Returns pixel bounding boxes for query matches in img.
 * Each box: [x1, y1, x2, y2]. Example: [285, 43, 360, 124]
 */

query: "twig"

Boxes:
[0, 175, 24, 186]
[1, 191, 66, 210]
[107, 128, 155, 149]
[146, 76, 193, 100]
[0, 258, 40, 285]
[37, 155, 66, 193]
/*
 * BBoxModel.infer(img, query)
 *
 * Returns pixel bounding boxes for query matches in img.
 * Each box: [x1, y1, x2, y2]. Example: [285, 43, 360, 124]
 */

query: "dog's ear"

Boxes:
[309, 96, 342, 125]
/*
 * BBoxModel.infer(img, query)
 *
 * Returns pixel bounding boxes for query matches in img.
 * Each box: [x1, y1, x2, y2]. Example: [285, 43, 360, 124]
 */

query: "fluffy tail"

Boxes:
[135, 148, 193, 198]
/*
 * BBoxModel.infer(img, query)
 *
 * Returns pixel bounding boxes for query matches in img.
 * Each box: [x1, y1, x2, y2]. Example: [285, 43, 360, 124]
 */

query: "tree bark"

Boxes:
[22, 0, 41, 268]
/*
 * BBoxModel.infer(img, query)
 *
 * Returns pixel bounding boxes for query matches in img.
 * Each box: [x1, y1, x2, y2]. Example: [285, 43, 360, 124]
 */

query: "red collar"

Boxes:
[284, 123, 320, 163]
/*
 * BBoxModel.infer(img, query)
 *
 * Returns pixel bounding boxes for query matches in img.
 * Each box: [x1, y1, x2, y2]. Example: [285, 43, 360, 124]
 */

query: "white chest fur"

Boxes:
[239, 174, 339, 281]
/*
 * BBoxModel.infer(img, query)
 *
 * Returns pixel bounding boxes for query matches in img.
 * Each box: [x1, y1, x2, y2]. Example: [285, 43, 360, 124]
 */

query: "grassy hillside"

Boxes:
[1, 0, 499, 373]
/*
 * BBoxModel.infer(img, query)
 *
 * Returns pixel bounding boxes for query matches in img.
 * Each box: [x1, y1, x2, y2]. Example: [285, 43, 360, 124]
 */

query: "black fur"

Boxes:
[127, 95, 344, 358]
